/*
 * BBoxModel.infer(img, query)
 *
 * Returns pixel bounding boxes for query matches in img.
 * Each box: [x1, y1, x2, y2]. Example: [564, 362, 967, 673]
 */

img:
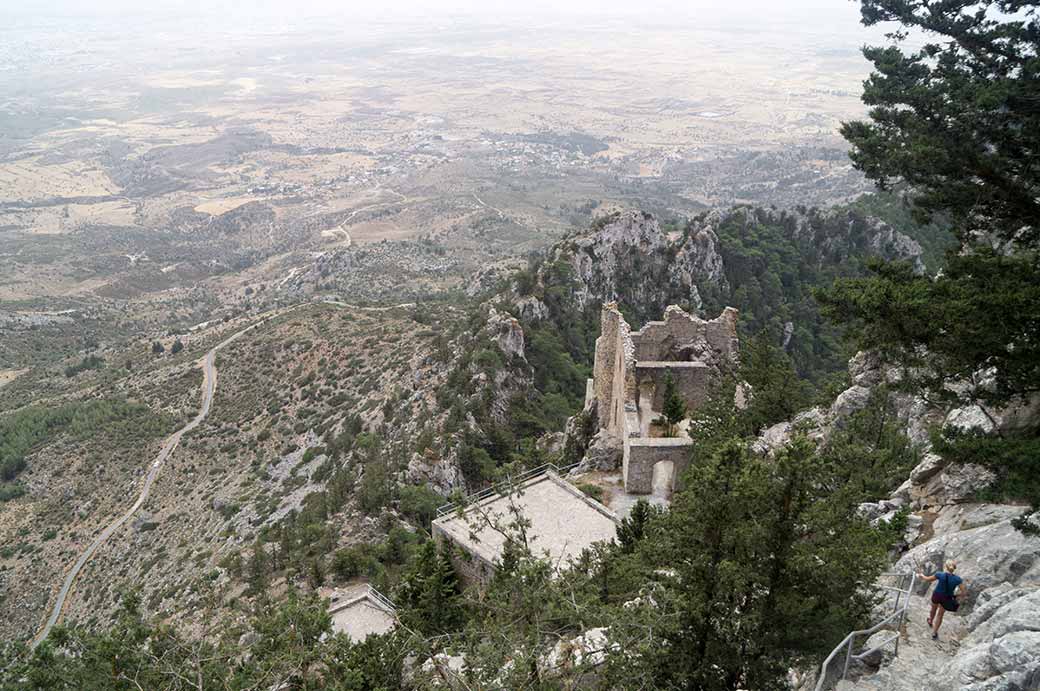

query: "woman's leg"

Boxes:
[933, 607, 946, 634]
[928, 600, 939, 627]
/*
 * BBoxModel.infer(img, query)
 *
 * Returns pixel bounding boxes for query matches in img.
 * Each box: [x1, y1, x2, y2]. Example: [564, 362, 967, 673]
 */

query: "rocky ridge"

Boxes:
[759, 352, 1040, 691]
[509, 206, 926, 328]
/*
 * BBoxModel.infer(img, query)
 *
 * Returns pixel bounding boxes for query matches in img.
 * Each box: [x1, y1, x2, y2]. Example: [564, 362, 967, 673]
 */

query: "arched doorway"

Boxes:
[651, 459, 674, 499]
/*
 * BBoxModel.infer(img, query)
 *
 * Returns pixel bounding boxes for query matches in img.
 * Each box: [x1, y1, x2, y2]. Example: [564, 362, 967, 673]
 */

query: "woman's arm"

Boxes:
[917, 573, 937, 582]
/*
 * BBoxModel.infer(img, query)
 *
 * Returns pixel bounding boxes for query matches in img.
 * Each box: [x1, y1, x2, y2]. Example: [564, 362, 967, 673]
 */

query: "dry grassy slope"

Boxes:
[0, 310, 280, 641]
[43, 303, 464, 638]
[0, 355, 205, 641]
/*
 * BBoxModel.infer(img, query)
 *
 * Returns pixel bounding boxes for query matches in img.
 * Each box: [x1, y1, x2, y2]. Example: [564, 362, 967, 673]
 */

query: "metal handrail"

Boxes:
[434, 462, 581, 517]
[814, 572, 916, 691]
[330, 585, 398, 617]
[366, 585, 397, 615]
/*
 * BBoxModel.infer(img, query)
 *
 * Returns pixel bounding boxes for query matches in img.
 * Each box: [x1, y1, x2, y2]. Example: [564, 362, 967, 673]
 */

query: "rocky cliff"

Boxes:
[504, 206, 928, 381]
[760, 352, 1040, 691]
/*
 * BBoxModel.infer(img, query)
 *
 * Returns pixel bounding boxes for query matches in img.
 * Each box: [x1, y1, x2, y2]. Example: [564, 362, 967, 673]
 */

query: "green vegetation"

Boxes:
[821, 388, 920, 503]
[0, 398, 159, 490]
[699, 203, 946, 381]
[659, 373, 687, 436]
[7, 590, 402, 691]
[397, 484, 444, 528]
[843, 1, 1037, 248]
[845, 191, 956, 271]
[822, 0, 1040, 528]
[63, 354, 103, 378]
[576, 481, 605, 503]
[598, 436, 883, 689]
[737, 333, 813, 436]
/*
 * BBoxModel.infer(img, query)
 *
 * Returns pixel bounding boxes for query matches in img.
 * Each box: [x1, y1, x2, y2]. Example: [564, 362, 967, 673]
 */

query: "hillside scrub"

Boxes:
[0, 398, 165, 487]
[1, 309, 901, 689]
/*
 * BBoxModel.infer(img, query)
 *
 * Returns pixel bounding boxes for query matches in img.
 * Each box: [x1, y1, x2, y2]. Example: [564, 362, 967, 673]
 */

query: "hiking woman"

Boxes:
[918, 560, 964, 640]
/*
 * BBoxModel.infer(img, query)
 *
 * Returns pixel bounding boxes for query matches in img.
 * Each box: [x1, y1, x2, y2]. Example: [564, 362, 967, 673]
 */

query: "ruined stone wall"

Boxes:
[592, 302, 738, 494]
[631, 305, 740, 367]
[593, 303, 635, 434]
[635, 361, 713, 411]
[624, 438, 694, 494]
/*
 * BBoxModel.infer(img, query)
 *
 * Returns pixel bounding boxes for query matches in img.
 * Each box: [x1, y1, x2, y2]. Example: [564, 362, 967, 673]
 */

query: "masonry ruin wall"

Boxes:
[589, 302, 740, 494]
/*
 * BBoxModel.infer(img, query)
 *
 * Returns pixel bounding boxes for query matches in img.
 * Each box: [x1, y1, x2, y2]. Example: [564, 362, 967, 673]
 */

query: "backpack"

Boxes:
[938, 573, 960, 611]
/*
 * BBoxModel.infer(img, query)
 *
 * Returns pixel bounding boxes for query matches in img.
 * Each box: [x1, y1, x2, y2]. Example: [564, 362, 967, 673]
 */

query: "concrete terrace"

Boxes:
[328, 584, 397, 642]
[433, 471, 619, 584]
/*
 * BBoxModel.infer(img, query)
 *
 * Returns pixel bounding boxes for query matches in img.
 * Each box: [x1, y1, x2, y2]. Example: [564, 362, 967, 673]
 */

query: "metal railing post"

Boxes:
[816, 573, 917, 690]
[843, 636, 854, 679]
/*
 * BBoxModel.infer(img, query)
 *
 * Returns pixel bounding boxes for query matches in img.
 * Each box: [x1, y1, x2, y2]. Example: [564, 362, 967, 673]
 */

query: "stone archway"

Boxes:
[651, 459, 675, 498]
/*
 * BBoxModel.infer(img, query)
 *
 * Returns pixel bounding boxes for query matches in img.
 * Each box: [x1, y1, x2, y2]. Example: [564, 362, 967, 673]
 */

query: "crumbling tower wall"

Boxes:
[586, 303, 739, 494]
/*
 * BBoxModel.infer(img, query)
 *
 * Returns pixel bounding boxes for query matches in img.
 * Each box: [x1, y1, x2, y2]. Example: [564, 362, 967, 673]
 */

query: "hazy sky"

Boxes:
[8, 0, 870, 27]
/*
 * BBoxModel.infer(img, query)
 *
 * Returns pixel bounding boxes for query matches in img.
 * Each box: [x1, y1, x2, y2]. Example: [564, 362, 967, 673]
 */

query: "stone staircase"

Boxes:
[836, 592, 966, 691]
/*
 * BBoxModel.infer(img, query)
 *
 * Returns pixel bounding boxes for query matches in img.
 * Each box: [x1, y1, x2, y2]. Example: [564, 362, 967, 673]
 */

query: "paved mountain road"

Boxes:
[31, 320, 265, 648]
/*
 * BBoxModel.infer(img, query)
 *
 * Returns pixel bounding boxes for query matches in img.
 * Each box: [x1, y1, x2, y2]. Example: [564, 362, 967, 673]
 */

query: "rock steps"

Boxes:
[837, 593, 967, 691]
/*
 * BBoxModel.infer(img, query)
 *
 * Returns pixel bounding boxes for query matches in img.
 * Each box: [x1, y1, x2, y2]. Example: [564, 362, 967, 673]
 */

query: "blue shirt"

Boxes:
[936, 572, 962, 597]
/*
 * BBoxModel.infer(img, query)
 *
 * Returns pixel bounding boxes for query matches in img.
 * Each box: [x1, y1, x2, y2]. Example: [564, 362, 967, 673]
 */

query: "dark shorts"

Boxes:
[932, 592, 960, 612]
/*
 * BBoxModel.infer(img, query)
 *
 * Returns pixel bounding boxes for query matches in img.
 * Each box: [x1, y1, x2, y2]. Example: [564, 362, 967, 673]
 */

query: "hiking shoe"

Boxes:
[932, 632, 938, 640]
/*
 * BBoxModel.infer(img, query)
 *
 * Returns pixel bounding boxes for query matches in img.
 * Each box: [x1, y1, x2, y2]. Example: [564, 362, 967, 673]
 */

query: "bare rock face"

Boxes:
[932, 504, 1030, 535]
[753, 420, 793, 456]
[514, 296, 549, 321]
[865, 218, 926, 275]
[946, 405, 998, 434]
[486, 308, 525, 361]
[528, 210, 725, 319]
[940, 463, 998, 504]
[935, 585, 1040, 691]
[536, 431, 565, 457]
[576, 430, 623, 472]
[406, 451, 462, 495]
[894, 515, 1040, 604]
[829, 385, 873, 423]
[541, 626, 611, 677]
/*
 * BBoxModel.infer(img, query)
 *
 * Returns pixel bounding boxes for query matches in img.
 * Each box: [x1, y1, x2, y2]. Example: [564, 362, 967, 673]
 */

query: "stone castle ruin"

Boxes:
[588, 303, 739, 494]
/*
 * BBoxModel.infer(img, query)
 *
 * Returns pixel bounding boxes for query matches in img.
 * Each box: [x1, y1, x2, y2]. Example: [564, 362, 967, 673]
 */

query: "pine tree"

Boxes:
[821, 1, 1040, 528]
[661, 373, 687, 437]
[394, 541, 463, 636]
[603, 437, 884, 690]
[615, 499, 663, 553]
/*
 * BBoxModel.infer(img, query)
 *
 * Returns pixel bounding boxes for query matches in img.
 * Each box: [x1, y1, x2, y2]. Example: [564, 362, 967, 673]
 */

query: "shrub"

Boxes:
[398, 485, 444, 527]
[577, 482, 605, 503]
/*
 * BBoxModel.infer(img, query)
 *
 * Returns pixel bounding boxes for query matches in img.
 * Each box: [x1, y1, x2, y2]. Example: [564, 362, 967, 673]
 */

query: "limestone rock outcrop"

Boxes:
[934, 585, 1040, 690]
[485, 308, 525, 361]
[758, 346, 1040, 691]
[406, 451, 463, 495]
[894, 508, 1039, 603]
[573, 430, 623, 473]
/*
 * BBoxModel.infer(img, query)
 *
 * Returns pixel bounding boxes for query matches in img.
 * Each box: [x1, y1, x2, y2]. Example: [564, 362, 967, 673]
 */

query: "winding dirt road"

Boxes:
[31, 321, 264, 648]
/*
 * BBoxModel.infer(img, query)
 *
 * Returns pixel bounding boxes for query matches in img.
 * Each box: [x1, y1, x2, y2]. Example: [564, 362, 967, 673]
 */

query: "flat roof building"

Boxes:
[432, 469, 619, 587]
[328, 584, 397, 641]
